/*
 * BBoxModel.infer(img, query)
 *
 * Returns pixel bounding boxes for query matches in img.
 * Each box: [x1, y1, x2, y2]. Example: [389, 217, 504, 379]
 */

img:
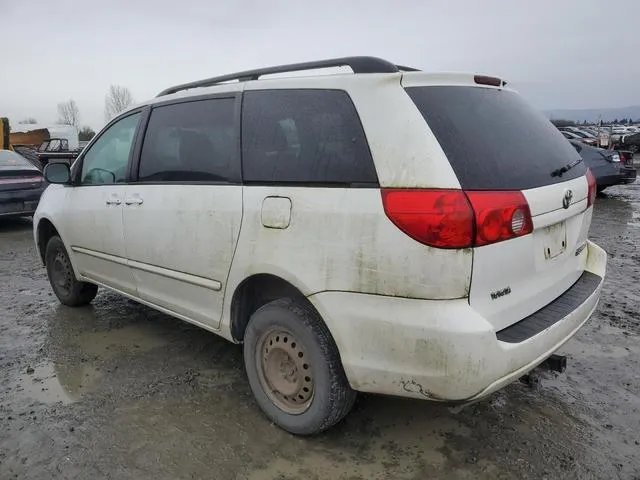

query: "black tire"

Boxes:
[243, 298, 356, 435]
[597, 186, 608, 194]
[45, 235, 98, 306]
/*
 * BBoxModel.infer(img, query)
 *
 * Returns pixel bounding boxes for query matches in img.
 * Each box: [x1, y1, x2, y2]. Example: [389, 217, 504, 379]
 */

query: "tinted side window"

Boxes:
[138, 98, 239, 183]
[80, 112, 140, 185]
[242, 90, 377, 185]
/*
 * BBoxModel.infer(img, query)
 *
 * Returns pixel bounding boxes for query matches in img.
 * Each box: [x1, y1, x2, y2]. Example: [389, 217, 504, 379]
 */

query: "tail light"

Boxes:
[586, 169, 597, 207]
[607, 152, 621, 163]
[619, 151, 631, 165]
[381, 190, 474, 248]
[381, 189, 532, 249]
[465, 191, 533, 246]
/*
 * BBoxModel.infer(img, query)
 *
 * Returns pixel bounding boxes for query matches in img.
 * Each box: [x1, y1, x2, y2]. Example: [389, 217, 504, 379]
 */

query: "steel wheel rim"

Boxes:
[256, 329, 314, 415]
[51, 249, 72, 296]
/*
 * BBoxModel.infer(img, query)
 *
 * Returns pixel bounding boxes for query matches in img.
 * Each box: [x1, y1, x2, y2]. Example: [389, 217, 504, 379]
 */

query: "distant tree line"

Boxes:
[551, 118, 640, 127]
[78, 126, 96, 141]
[17, 84, 135, 142]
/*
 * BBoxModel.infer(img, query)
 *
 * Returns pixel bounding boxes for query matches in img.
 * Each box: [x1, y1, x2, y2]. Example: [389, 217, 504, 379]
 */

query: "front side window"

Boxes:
[137, 98, 238, 183]
[241, 89, 378, 185]
[80, 112, 140, 185]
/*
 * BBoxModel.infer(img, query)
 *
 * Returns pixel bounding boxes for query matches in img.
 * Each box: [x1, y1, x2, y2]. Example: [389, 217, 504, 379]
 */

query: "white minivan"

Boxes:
[34, 57, 607, 435]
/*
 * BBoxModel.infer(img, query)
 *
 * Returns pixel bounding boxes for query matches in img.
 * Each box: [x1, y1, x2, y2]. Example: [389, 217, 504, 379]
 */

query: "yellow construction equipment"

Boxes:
[1, 117, 10, 150]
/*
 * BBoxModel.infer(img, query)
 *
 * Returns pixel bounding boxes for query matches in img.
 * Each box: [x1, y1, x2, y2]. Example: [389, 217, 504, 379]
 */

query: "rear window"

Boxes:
[406, 86, 586, 190]
[0, 150, 32, 167]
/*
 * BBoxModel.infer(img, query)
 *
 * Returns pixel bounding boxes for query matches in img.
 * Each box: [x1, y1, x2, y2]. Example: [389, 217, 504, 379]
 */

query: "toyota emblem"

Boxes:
[562, 189, 573, 209]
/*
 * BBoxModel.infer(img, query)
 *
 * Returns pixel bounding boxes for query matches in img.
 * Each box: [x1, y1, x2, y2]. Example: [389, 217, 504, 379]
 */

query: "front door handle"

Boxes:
[106, 194, 121, 206]
[124, 196, 143, 206]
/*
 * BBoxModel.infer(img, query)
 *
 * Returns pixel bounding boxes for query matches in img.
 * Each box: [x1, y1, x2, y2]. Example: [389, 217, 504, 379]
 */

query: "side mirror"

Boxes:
[44, 162, 71, 184]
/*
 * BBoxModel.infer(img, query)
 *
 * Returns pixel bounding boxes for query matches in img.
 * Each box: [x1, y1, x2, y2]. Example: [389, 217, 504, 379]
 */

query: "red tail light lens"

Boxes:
[381, 190, 474, 248]
[465, 191, 533, 246]
[381, 189, 533, 249]
[619, 151, 630, 164]
[586, 169, 597, 207]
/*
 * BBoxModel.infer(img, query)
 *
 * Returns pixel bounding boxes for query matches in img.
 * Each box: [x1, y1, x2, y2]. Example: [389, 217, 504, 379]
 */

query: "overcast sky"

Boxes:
[1, 0, 638, 131]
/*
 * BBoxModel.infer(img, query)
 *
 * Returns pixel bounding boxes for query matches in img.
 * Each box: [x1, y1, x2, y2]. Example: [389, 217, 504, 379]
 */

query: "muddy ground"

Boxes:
[1, 182, 639, 480]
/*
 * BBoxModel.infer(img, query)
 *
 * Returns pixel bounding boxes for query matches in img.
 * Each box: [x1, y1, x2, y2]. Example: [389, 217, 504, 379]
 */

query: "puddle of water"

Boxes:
[247, 433, 447, 480]
[71, 323, 169, 358]
[17, 363, 101, 404]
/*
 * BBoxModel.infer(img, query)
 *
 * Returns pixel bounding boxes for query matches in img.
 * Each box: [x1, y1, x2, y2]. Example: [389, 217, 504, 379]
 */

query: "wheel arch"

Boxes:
[230, 273, 309, 342]
[229, 273, 337, 345]
[36, 217, 60, 264]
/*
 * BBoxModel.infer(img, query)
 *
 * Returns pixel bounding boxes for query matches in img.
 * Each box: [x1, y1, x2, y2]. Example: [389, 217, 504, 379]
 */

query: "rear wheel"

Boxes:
[243, 298, 356, 435]
[45, 236, 98, 306]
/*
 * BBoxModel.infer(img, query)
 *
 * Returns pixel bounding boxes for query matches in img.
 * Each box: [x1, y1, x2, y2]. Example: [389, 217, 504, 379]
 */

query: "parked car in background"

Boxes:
[560, 126, 598, 138]
[34, 57, 606, 435]
[561, 130, 598, 146]
[568, 140, 636, 192]
[36, 138, 80, 166]
[618, 131, 640, 153]
[611, 126, 639, 134]
[617, 150, 638, 184]
[561, 130, 582, 140]
[0, 149, 46, 218]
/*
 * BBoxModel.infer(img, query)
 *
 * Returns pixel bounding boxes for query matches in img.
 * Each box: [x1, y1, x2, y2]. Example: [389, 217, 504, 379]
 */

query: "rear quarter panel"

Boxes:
[221, 187, 473, 331]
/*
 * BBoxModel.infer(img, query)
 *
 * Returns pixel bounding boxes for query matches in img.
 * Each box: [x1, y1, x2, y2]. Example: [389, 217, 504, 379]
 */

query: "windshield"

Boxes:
[405, 86, 587, 190]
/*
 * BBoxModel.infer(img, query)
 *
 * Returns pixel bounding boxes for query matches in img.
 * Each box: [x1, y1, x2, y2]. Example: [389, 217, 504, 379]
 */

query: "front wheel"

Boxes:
[243, 298, 356, 435]
[45, 236, 98, 306]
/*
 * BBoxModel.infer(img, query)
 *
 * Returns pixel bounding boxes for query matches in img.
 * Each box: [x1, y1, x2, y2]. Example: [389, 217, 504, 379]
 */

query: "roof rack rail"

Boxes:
[156, 56, 419, 97]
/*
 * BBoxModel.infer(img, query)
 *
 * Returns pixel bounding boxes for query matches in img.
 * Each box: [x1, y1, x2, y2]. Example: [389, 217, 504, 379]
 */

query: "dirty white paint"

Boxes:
[261, 196, 292, 229]
[35, 184, 139, 296]
[309, 241, 605, 401]
[121, 184, 241, 329]
[222, 186, 473, 311]
[35, 183, 242, 330]
[470, 176, 593, 331]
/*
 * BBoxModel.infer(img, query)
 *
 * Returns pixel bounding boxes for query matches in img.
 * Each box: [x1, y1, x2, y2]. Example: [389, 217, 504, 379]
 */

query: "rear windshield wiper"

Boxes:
[551, 158, 583, 177]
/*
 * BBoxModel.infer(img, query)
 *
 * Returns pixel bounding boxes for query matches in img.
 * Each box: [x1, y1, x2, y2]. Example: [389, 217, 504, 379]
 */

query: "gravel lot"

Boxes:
[1, 180, 639, 480]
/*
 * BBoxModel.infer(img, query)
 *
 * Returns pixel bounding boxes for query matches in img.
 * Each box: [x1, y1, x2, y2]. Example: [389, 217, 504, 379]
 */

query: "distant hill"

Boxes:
[544, 105, 640, 123]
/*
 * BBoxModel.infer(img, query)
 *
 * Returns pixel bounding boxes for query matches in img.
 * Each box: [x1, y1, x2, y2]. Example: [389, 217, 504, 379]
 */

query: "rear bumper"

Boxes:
[596, 173, 622, 188]
[620, 167, 637, 184]
[309, 240, 606, 401]
[0, 188, 44, 217]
